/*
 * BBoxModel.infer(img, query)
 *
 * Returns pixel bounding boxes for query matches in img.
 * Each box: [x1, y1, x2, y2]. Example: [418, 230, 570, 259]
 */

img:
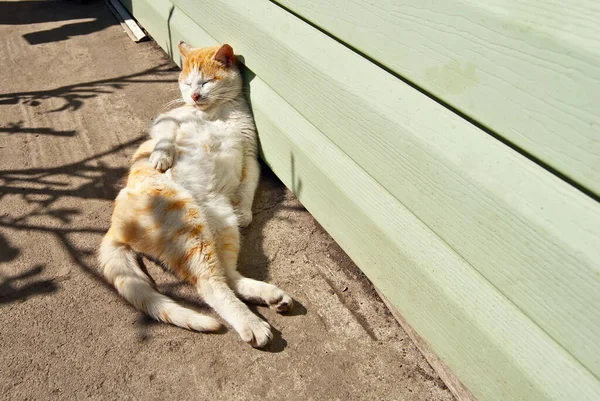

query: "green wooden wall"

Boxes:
[118, 0, 600, 399]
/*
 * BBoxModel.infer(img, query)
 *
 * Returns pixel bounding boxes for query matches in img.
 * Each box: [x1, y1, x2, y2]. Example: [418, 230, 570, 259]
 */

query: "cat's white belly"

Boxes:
[170, 120, 243, 202]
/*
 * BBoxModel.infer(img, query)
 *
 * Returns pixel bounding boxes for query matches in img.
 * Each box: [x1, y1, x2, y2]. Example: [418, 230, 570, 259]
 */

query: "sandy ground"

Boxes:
[0, 1, 455, 400]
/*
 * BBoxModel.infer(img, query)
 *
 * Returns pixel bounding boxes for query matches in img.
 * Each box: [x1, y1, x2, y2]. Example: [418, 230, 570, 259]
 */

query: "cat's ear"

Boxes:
[178, 41, 192, 58]
[213, 44, 235, 67]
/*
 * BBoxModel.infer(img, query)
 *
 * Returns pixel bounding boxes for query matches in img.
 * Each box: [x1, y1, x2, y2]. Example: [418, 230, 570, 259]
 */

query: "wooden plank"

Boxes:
[275, 0, 600, 197]
[106, 0, 146, 42]
[375, 289, 476, 401]
[117, 0, 600, 398]
[104, 0, 137, 42]
[167, 0, 600, 380]
[247, 74, 600, 401]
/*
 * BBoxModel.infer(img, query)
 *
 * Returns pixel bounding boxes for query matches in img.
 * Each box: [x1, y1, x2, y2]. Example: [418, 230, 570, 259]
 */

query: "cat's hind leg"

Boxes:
[227, 270, 294, 313]
[183, 240, 273, 347]
[132, 190, 273, 347]
[204, 198, 294, 313]
[189, 197, 274, 347]
[197, 276, 273, 347]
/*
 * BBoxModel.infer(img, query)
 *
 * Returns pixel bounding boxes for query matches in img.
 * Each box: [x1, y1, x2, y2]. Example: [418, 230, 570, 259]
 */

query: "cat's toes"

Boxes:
[149, 150, 173, 172]
[237, 316, 272, 348]
[238, 210, 253, 227]
[259, 286, 294, 313]
[270, 292, 294, 313]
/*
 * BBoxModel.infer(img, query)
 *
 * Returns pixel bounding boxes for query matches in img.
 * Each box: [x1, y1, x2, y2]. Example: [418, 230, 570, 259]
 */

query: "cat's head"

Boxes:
[178, 42, 242, 110]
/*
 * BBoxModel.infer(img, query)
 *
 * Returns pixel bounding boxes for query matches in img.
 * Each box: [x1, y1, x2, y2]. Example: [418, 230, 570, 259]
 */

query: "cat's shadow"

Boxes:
[238, 165, 286, 282]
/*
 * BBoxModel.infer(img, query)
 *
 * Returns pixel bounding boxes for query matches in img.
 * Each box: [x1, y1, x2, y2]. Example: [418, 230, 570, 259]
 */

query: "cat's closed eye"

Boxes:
[202, 79, 214, 87]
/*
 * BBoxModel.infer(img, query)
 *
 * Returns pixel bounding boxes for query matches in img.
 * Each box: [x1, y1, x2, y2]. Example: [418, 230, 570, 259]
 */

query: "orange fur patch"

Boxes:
[186, 208, 200, 219]
[162, 189, 176, 198]
[122, 220, 141, 243]
[146, 224, 159, 235]
[187, 224, 204, 239]
[222, 243, 239, 253]
[128, 166, 155, 184]
[131, 140, 157, 162]
[173, 226, 189, 238]
[183, 244, 205, 265]
[146, 186, 165, 196]
[161, 312, 171, 323]
[180, 45, 230, 82]
[220, 232, 238, 244]
[132, 150, 152, 163]
[166, 199, 187, 212]
[109, 139, 224, 292]
[136, 204, 154, 215]
[166, 255, 196, 285]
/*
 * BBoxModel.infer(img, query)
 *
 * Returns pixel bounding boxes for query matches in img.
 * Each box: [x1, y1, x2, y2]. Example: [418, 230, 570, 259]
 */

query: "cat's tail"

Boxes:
[99, 234, 221, 332]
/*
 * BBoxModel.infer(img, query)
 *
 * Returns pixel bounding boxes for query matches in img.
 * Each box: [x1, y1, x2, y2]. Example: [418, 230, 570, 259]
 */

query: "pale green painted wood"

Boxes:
[118, 0, 600, 398]
[250, 73, 600, 401]
[164, 0, 600, 379]
[276, 0, 600, 197]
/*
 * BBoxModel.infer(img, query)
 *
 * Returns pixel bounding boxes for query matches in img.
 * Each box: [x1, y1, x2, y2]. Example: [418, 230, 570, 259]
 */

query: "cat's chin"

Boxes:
[193, 102, 212, 111]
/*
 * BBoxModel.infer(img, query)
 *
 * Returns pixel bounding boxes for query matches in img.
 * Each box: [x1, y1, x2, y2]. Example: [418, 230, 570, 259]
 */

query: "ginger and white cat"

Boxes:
[99, 42, 292, 348]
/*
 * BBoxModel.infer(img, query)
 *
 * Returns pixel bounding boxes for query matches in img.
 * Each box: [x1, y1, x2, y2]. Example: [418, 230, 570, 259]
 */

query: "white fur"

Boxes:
[149, 69, 259, 228]
[141, 56, 290, 347]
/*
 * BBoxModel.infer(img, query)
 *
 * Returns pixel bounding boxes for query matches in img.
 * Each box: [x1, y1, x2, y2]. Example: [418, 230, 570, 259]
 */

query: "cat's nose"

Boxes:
[191, 93, 200, 102]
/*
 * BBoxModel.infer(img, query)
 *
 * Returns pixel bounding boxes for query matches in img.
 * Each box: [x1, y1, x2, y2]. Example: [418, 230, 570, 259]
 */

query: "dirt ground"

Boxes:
[0, 1, 455, 400]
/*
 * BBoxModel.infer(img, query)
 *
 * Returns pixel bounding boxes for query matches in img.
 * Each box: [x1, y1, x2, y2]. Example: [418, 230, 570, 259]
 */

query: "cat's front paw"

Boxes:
[149, 149, 173, 172]
[236, 315, 272, 348]
[238, 209, 253, 227]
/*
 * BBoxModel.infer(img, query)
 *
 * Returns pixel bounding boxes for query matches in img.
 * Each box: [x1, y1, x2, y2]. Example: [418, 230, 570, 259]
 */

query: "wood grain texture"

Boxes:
[118, 0, 600, 398]
[248, 74, 600, 401]
[276, 0, 600, 197]
[166, 0, 600, 379]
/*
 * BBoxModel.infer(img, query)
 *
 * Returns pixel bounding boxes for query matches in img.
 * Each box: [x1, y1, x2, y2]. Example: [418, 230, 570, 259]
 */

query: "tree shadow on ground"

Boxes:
[0, 121, 77, 137]
[0, 233, 60, 305]
[0, 17, 301, 345]
[0, 63, 177, 115]
[1, 127, 304, 348]
[0, 136, 147, 297]
[0, 264, 60, 305]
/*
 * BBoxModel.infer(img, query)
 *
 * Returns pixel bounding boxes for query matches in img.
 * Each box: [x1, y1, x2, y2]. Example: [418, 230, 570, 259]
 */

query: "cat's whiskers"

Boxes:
[211, 95, 236, 101]
[162, 97, 186, 111]
[210, 88, 246, 102]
